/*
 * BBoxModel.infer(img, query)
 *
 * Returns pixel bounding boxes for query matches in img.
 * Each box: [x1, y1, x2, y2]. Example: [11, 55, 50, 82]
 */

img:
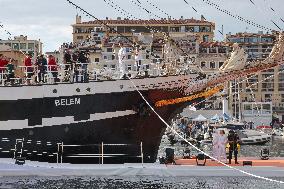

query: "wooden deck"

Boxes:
[175, 157, 284, 167]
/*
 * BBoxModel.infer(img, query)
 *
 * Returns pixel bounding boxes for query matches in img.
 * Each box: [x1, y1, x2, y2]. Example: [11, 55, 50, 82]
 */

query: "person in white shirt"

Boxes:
[212, 129, 219, 161]
[217, 130, 228, 163]
[118, 43, 126, 78]
[134, 46, 142, 72]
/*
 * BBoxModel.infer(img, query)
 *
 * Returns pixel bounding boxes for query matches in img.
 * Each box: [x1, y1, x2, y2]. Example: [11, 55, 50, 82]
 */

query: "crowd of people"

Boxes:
[0, 53, 59, 85]
[63, 49, 90, 82]
[23, 53, 59, 84]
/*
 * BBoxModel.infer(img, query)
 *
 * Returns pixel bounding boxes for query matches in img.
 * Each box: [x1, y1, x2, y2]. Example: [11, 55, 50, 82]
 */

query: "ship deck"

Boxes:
[0, 158, 284, 177]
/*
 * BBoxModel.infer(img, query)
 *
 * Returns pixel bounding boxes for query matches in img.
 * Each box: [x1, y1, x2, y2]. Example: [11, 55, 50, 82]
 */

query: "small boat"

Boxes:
[272, 129, 284, 137]
[237, 130, 271, 145]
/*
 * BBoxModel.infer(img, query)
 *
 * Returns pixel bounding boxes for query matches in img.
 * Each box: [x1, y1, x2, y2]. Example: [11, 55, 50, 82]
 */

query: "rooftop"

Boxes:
[78, 18, 214, 25]
[226, 32, 277, 38]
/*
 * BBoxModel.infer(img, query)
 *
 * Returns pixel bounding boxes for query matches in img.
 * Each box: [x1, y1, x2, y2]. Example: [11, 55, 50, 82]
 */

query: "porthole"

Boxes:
[76, 88, 80, 92]
[53, 89, 57, 93]
[86, 87, 91, 92]
[29, 130, 34, 136]
[64, 127, 69, 133]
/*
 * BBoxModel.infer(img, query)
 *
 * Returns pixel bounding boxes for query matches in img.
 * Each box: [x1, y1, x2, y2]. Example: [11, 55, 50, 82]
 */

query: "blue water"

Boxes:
[0, 176, 283, 189]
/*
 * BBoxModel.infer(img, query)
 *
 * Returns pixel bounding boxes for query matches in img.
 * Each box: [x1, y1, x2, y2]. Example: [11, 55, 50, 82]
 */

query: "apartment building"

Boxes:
[225, 31, 284, 120]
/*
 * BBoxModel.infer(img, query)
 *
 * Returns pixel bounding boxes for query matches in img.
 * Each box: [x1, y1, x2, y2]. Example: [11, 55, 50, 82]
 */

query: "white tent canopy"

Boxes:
[192, 114, 207, 122]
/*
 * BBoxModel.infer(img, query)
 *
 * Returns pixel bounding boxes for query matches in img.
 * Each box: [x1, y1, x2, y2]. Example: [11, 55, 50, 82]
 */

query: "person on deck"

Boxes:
[0, 54, 8, 82]
[118, 43, 126, 79]
[48, 55, 58, 82]
[24, 54, 33, 84]
[6, 59, 15, 84]
[36, 54, 47, 83]
[134, 46, 142, 72]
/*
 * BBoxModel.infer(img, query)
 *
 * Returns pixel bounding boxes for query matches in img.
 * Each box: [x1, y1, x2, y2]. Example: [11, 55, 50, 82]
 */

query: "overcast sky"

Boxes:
[0, 0, 283, 52]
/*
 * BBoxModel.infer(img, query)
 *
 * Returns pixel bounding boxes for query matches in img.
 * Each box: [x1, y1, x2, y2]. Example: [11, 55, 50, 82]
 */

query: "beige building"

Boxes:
[196, 42, 230, 110]
[0, 35, 43, 57]
[225, 31, 284, 120]
[72, 15, 215, 44]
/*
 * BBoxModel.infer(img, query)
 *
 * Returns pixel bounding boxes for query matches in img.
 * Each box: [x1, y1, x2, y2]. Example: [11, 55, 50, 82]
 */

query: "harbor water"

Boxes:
[0, 176, 283, 189]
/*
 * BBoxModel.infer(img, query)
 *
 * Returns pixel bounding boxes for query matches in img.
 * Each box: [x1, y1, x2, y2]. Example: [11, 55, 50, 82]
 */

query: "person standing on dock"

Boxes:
[212, 129, 219, 161]
[227, 130, 240, 164]
[217, 130, 227, 163]
[118, 43, 126, 79]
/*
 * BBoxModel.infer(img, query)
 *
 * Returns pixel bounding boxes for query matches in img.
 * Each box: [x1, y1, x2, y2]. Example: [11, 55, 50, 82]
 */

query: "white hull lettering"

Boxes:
[55, 98, 81, 107]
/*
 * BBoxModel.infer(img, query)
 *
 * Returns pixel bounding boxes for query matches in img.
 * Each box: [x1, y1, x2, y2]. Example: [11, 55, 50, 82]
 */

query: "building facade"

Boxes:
[72, 15, 215, 44]
[196, 42, 230, 110]
[0, 35, 43, 57]
[225, 31, 284, 121]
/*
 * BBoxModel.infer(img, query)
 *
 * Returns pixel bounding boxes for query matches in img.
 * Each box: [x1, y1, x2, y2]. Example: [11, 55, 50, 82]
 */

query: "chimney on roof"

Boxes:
[106, 17, 109, 20]
[117, 17, 122, 20]
[76, 14, 82, 24]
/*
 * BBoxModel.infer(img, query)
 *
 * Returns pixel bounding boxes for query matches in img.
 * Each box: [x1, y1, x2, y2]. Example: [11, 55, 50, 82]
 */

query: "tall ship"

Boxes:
[0, 22, 283, 164]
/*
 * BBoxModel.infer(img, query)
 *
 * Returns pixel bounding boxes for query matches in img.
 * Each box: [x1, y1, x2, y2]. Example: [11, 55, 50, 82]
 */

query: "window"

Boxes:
[12, 43, 19, 50]
[262, 104, 271, 114]
[185, 26, 194, 32]
[200, 26, 211, 32]
[210, 61, 215, 69]
[244, 104, 252, 114]
[194, 26, 199, 32]
[170, 27, 180, 32]
[95, 58, 100, 62]
[28, 43, 34, 50]
[5, 43, 11, 47]
[20, 43, 27, 49]
[107, 48, 112, 52]
[127, 55, 131, 59]
[111, 65, 116, 69]
[219, 62, 224, 68]
[201, 62, 206, 68]
[103, 56, 107, 60]
[203, 35, 209, 42]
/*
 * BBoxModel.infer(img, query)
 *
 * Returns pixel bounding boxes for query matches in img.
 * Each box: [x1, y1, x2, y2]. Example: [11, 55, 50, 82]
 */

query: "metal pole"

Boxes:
[101, 142, 104, 164]
[20, 138, 24, 158]
[61, 142, 63, 164]
[57, 143, 60, 164]
[141, 141, 144, 167]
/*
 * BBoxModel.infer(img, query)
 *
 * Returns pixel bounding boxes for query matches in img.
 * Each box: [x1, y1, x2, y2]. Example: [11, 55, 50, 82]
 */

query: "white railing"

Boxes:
[0, 61, 188, 86]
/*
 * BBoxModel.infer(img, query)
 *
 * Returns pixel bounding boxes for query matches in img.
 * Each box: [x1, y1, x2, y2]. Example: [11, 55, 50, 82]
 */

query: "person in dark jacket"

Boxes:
[36, 54, 47, 83]
[227, 130, 240, 164]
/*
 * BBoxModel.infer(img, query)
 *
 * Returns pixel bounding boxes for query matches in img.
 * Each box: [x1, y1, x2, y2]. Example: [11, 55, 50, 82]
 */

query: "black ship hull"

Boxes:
[0, 76, 201, 164]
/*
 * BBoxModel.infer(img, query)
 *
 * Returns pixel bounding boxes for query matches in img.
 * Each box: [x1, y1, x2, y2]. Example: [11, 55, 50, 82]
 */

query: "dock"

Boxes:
[175, 157, 284, 167]
[0, 158, 284, 178]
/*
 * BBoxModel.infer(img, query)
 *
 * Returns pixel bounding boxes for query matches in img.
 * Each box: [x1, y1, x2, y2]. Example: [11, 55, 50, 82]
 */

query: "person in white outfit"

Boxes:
[217, 130, 228, 163]
[212, 129, 219, 161]
[134, 46, 142, 72]
[118, 43, 126, 78]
